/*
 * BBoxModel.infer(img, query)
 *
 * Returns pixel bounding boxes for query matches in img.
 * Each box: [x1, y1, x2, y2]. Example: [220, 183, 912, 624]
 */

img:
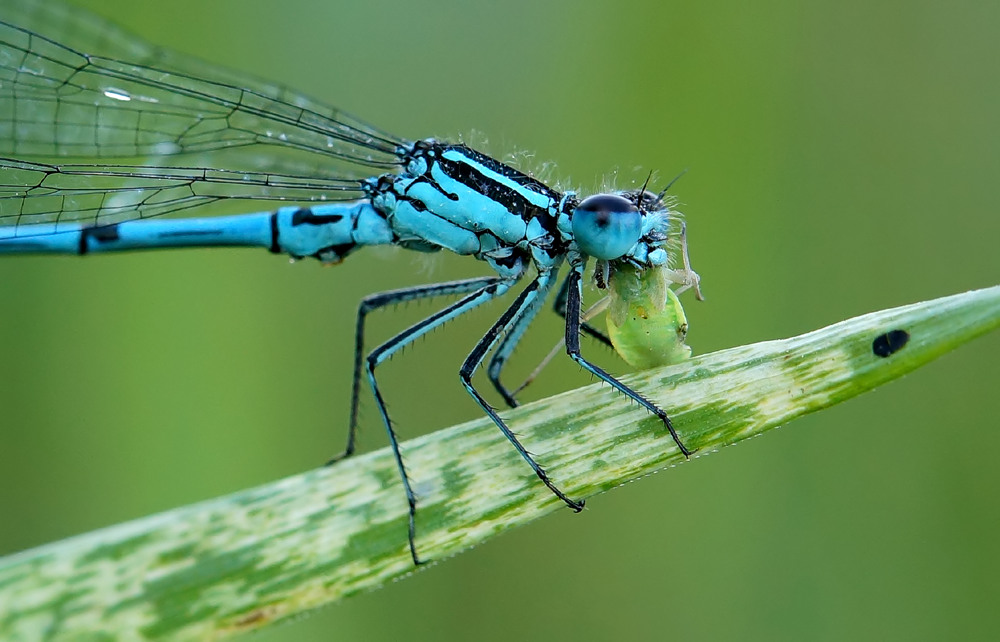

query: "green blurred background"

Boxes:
[1, 0, 998, 640]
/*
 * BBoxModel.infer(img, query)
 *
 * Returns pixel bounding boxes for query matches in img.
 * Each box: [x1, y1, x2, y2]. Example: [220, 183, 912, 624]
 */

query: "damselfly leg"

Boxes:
[564, 267, 692, 458]
[327, 276, 502, 464]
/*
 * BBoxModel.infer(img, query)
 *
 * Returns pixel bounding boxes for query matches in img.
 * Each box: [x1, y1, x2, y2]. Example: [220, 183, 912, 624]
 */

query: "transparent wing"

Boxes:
[0, 1, 410, 228]
[0, 1, 407, 164]
[0, 158, 368, 233]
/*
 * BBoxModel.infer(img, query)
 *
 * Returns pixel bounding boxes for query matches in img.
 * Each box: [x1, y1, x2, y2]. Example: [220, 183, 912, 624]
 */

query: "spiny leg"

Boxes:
[564, 266, 692, 457]
[553, 272, 613, 348]
[363, 279, 514, 565]
[508, 274, 614, 400]
[485, 267, 558, 408]
[510, 295, 610, 399]
[326, 276, 501, 465]
[460, 270, 585, 511]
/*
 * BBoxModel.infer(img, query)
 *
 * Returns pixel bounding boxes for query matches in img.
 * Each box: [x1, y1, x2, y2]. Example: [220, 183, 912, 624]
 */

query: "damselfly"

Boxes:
[0, 0, 701, 564]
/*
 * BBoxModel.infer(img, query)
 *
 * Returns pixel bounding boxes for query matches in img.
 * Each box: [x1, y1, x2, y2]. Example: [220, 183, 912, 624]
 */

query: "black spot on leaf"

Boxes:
[872, 329, 910, 357]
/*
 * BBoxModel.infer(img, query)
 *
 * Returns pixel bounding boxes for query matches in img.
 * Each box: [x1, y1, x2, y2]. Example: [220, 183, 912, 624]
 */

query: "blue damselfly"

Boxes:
[0, 0, 701, 564]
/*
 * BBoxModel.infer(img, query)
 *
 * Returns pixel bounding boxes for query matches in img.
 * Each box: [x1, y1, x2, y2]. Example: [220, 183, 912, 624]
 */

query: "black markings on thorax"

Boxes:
[441, 145, 558, 222]
[403, 144, 563, 239]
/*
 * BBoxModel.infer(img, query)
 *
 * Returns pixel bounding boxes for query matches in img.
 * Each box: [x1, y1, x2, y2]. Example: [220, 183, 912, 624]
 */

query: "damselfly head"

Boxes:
[569, 189, 673, 269]
[571, 193, 643, 261]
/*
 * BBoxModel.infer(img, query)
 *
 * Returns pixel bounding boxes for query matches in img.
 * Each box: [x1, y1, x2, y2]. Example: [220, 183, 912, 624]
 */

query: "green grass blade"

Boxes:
[1, 285, 997, 641]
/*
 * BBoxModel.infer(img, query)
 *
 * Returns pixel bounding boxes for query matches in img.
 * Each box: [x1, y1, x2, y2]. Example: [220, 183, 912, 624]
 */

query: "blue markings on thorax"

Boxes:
[375, 188, 482, 255]
[374, 143, 564, 265]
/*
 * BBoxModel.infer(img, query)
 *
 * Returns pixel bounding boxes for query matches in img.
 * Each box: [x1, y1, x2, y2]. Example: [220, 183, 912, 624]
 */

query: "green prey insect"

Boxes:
[513, 224, 703, 396]
[604, 223, 703, 368]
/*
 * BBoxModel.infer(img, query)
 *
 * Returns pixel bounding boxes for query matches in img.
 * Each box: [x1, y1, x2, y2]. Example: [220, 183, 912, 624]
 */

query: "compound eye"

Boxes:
[571, 194, 643, 260]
